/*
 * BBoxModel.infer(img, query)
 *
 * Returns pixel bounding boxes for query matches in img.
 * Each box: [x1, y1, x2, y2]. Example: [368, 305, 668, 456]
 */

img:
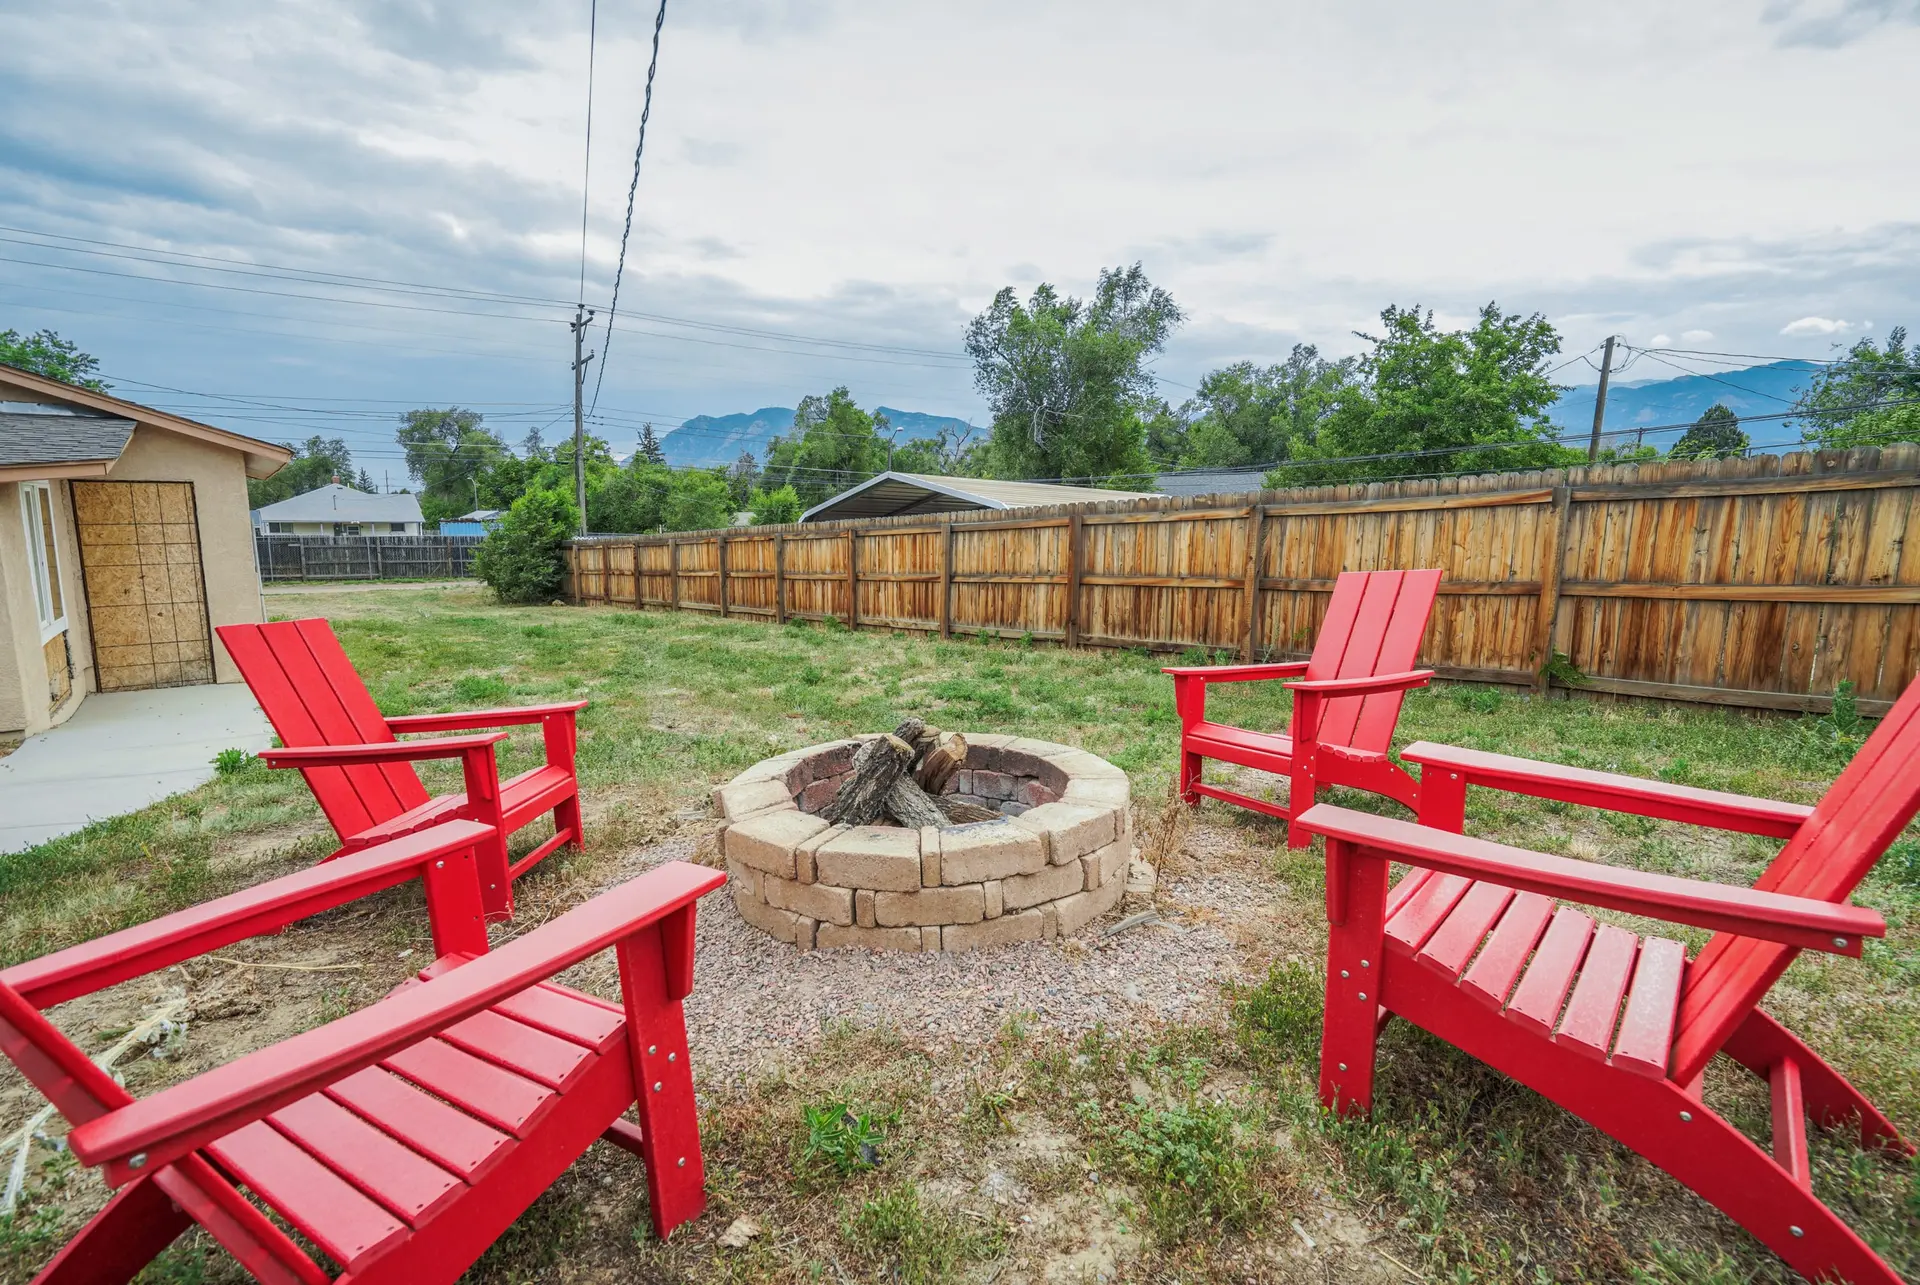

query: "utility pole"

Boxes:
[571, 305, 596, 534]
[1586, 334, 1617, 463]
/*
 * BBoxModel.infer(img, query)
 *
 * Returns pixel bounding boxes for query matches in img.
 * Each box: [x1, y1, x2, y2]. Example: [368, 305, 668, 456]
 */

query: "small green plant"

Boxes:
[1540, 650, 1587, 686]
[452, 674, 511, 704]
[1232, 958, 1323, 1066]
[798, 664, 825, 686]
[211, 747, 253, 776]
[801, 1101, 885, 1177]
[1790, 679, 1871, 766]
[1447, 685, 1504, 715]
[847, 1181, 1001, 1285]
[1105, 1098, 1273, 1241]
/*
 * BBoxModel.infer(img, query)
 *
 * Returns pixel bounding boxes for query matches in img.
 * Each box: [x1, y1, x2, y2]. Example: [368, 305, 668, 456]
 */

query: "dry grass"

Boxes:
[0, 585, 1914, 1284]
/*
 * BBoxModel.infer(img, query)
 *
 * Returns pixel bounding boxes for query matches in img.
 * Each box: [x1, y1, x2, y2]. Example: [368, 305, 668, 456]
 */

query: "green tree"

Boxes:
[726, 452, 759, 509]
[1177, 347, 1354, 469]
[761, 387, 889, 508]
[1794, 327, 1920, 449]
[965, 263, 1182, 486]
[1670, 403, 1748, 460]
[636, 423, 667, 466]
[664, 470, 735, 531]
[1271, 303, 1571, 486]
[890, 424, 986, 476]
[397, 407, 507, 521]
[247, 435, 357, 508]
[748, 484, 803, 525]
[473, 488, 576, 604]
[0, 328, 108, 390]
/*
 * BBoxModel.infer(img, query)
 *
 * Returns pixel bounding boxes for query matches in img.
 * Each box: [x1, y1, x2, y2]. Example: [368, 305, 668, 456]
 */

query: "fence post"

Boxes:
[774, 534, 786, 624]
[1065, 513, 1083, 648]
[670, 540, 680, 610]
[939, 521, 953, 639]
[1533, 484, 1572, 694]
[846, 529, 859, 629]
[1242, 503, 1265, 661]
[717, 536, 730, 617]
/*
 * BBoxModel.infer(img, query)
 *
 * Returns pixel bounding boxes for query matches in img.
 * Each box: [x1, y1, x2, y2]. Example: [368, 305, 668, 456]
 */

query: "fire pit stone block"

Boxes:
[717, 734, 1131, 951]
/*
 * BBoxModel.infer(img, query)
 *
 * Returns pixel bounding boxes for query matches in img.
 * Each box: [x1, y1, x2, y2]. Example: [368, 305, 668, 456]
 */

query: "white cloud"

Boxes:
[1680, 329, 1715, 342]
[1781, 316, 1855, 335]
[1648, 334, 1673, 345]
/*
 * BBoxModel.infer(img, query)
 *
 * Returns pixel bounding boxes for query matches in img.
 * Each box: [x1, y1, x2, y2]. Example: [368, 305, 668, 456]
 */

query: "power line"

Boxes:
[577, 0, 598, 307]
[589, 0, 669, 418]
[1621, 346, 1798, 405]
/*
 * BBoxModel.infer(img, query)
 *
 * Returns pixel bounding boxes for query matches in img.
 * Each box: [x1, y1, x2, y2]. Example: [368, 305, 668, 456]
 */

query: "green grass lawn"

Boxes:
[0, 585, 1915, 1284]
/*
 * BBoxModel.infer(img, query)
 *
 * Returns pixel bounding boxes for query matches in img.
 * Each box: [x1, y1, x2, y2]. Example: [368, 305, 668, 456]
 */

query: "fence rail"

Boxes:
[566, 446, 1920, 716]
[255, 534, 486, 582]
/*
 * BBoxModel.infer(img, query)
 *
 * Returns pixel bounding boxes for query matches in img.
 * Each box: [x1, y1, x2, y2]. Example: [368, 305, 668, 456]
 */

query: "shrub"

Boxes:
[748, 484, 803, 525]
[474, 489, 577, 605]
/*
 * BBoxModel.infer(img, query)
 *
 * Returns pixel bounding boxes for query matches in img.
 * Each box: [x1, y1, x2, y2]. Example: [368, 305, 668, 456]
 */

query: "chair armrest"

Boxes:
[0, 823, 494, 1010]
[1287, 668, 1434, 696]
[1162, 661, 1309, 682]
[386, 701, 589, 734]
[68, 861, 728, 1184]
[1401, 740, 1813, 838]
[1297, 803, 1882, 954]
[261, 732, 507, 768]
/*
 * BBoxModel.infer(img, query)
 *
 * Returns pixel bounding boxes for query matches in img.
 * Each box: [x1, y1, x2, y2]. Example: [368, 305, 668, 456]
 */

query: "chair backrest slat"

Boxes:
[1304, 570, 1443, 751]
[0, 981, 131, 1127]
[1670, 673, 1920, 1083]
[216, 620, 430, 836]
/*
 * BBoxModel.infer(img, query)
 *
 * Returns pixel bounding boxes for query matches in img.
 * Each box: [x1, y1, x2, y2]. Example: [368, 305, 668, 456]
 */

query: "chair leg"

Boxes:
[1285, 758, 1315, 848]
[1179, 749, 1202, 808]
[1319, 841, 1390, 1114]
[1723, 1007, 1912, 1157]
[554, 794, 585, 850]
[614, 923, 709, 1239]
[31, 1175, 188, 1285]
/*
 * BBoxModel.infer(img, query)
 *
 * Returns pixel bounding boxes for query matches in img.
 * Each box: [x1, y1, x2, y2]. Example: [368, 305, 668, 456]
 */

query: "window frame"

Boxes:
[18, 481, 68, 643]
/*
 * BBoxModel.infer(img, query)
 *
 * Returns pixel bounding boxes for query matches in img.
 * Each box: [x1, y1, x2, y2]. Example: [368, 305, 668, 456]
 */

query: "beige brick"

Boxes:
[856, 888, 876, 928]
[1063, 778, 1130, 808]
[725, 809, 830, 878]
[794, 822, 846, 885]
[1041, 903, 1059, 939]
[1050, 748, 1128, 780]
[1006, 736, 1074, 761]
[735, 890, 806, 943]
[939, 821, 1045, 883]
[817, 826, 923, 892]
[875, 884, 985, 927]
[920, 926, 941, 951]
[728, 756, 803, 786]
[726, 856, 762, 902]
[795, 916, 818, 950]
[1054, 872, 1125, 937]
[764, 876, 855, 926]
[1082, 836, 1130, 890]
[983, 879, 1003, 919]
[1011, 802, 1116, 865]
[818, 922, 923, 951]
[919, 827, 942, 886]
[941, 908, 1045, 951]
[715, 778, 793, 820]
[1001, 860, 1084, 910]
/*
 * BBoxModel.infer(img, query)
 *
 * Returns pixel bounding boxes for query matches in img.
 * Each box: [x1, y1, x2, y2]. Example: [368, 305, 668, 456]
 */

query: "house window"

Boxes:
[18, 482, 66, 642]
[268, 522, 291, 534]
[390, 522, 406, 533]
[334, 523, 362, 536]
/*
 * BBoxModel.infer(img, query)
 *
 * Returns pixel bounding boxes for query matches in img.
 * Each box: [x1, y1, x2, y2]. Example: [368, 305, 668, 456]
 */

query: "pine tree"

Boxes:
[637, 422, 667, 466]
[1671, 403, 1748, 460]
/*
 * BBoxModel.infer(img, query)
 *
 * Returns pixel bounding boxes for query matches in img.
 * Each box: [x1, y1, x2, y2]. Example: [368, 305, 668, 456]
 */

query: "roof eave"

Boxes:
[0, 363, 296, 477]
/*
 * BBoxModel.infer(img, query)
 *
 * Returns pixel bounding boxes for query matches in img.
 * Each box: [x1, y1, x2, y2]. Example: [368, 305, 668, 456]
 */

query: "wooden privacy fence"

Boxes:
[568, 445, 1920, 716]
[255, 534, 486, 582]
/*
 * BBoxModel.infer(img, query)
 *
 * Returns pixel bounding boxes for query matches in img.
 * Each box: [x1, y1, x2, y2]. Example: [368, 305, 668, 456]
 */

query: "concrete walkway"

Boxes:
[263, 580, 474, 595]
[0, 685, 274, 854]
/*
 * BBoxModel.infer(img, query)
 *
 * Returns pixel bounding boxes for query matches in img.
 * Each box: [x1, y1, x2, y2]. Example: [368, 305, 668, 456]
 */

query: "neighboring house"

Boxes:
[438, 508, 502, 537]
[0, 363, 293, 736]
[1153, 467, 1268, 498]
[799, 472, 1153, 523]
[253, 484, 425, 536]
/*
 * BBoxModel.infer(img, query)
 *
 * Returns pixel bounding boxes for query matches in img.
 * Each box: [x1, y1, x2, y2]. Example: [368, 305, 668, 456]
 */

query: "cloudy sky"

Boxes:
[2, 0, 1916, 471]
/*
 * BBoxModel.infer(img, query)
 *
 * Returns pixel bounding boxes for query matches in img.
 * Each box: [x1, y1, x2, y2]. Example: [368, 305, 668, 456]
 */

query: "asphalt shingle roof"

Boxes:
[0, 410, 136, 468]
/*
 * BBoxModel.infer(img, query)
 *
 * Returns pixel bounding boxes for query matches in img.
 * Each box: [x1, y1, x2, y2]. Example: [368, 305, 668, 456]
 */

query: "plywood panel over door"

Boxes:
[72, 481, 215, 691]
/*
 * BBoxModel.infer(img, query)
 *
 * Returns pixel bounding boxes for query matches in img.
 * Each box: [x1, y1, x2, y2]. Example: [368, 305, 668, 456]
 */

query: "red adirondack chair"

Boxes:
[1164, 568, 1443, 846]
[0, 820, 726, 1285]
[217, 618, 587, 920]
[1297, 675, 1920, 1285]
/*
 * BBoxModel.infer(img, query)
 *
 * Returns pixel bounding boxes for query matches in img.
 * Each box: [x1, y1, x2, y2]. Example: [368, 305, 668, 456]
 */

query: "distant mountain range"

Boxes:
[1545, 360, 1821, 448]
[655, 406, 975, 468]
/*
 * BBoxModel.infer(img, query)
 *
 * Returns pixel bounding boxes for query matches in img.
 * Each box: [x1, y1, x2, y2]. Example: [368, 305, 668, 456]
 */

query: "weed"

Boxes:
[846, 1181, 1001, 1285]
[314, 983, 357, 1025]
[1232, 959, 1323, 1067]
[963, 1081, 1018, 1137]
[798, 664, 825, 686]
[1540, 650, 1587, 686]
[1628, 1242, 1751, 1284]
[1102, 1097, 1274, 1242]
[1789, 679, 1870, 766]
[453, 673, 511, 703]
[211, 747, 252, 776]
[466, 1186, 588, 1284]
[1447, 685, 1504, 715]
[1880, 839, 1920, 893]
[800, 1101, 885, 1177]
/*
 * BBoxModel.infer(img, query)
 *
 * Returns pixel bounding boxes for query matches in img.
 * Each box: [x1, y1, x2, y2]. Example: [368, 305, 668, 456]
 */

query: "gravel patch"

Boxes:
[560, 829, 1269, 1088]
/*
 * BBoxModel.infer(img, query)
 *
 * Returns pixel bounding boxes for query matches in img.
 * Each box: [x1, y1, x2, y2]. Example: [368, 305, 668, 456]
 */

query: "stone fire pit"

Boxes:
[714, 735, 1131, 951]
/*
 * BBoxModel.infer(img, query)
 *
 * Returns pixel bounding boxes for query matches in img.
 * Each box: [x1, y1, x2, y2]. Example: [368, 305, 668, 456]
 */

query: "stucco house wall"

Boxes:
[0, 479, 91, 735]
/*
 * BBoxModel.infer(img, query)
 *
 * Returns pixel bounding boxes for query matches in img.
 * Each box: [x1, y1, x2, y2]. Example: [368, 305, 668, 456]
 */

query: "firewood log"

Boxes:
[822, 734, 914, 826]
[883, 776, 948, 828]
[913, 732, 968, 793]
[934, 797, 1000, 824]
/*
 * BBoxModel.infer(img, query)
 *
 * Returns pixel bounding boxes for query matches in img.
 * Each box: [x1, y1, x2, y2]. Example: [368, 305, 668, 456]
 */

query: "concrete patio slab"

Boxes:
[0, 685, 274, 854]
